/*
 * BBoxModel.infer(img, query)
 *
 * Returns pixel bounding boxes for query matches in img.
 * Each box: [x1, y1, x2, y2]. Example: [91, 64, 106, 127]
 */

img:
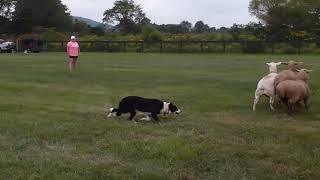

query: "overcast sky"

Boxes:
[61, 0, 257, 27]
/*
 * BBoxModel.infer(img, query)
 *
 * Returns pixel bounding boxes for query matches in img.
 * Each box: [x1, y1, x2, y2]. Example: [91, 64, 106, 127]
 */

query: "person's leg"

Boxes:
[68, 58, 74, 71]
[72, 58, 78, 70]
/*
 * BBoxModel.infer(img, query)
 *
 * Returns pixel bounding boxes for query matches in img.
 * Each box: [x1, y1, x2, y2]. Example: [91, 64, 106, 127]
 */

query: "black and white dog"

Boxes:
[107, 96, 182, 122]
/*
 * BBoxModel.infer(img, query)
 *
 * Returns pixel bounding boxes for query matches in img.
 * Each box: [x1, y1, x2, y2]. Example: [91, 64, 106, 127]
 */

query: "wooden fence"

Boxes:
[17, 40, 320, 54]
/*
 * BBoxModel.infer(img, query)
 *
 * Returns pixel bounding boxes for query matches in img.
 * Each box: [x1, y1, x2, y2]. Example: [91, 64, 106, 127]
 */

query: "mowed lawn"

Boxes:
[0, 52, 320, 179]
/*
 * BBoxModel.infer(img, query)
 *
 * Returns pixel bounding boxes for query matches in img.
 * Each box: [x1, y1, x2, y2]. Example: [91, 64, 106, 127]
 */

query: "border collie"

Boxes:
[107, 96, 182, 122]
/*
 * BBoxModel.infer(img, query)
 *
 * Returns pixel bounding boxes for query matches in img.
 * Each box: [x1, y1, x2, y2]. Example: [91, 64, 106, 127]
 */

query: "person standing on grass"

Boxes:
[67, 36, 80, 71]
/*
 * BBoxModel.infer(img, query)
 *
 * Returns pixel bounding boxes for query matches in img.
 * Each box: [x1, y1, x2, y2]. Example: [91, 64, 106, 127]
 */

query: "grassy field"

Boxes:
[0, 52, 319, 179]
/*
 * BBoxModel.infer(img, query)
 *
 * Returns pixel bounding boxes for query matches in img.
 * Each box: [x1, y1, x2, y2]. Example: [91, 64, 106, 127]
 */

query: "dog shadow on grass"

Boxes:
[106, 113, 180, 125]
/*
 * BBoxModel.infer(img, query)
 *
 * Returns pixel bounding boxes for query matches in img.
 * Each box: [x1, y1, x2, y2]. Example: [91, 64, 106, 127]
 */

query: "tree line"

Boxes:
[0, 0, 319, 43]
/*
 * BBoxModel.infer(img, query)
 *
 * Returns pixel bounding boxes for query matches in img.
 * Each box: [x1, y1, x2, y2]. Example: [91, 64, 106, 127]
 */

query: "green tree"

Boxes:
[249, 0, 291, 41]
[179, 21, 192, 33]
[244, 22, 266, 40]
[141, 25, 163, 41]
[90, 25, 106, 36]
[193, 21, 210, 33]
[12, 0, 72, 33]
[249, 0, 320, 41]
[0, 0, 15, 18]
[0, 0, 15, 34]
[72, 19, 91, 35]
[229, 24, 245, 41]
[103, 0, 150, 34]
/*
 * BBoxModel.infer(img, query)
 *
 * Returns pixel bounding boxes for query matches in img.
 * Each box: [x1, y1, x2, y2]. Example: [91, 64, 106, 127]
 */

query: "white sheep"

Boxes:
[276, 69, 312, 115]
[253, 62, 282, 111]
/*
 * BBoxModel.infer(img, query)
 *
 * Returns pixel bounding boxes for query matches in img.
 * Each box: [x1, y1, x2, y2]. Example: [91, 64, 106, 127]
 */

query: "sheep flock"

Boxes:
[253, 60, 313, 115]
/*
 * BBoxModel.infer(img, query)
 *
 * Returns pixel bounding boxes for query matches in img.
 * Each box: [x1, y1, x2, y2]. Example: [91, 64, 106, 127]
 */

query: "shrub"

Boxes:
[141, 25, 163, 42]
[148, 31, 163, 41]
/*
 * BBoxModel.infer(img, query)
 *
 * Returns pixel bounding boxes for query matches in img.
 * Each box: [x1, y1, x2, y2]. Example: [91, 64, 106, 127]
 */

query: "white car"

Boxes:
[0, 41, 15, 53]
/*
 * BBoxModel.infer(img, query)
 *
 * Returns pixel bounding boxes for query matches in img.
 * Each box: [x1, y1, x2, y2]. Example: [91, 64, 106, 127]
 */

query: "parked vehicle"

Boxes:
[0, 41, 15, 53]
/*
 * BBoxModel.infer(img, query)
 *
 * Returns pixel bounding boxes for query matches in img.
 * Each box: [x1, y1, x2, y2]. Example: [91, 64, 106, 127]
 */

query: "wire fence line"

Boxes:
[16, 40, 320, 54]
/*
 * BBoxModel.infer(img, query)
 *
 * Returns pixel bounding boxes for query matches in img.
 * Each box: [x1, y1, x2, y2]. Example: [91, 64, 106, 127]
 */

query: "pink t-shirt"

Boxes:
[67, 41, 80, 56]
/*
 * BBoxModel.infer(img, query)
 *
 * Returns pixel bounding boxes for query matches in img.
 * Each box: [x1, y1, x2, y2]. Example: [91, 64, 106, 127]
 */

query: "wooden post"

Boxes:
[92, 42, 95, 52]
[160, 41, 163, 53]
[297, 41, 302, 55]
[200, 42, 204, 53]
[123, 41, 126, 52]
[223, 41, 226, 53]
[179, 41, 183, 52]
[271, 42, 275, 54]
[106, 41, 110, 52]
[243, 41, 247, 53]
[141, 42, 144, 52]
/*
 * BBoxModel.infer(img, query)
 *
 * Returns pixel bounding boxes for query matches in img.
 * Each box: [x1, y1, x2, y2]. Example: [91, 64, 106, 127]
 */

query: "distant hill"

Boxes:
[72, 16, 113, 30]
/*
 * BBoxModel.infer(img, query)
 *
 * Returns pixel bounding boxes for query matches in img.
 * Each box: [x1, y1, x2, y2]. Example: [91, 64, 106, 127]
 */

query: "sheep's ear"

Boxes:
[305, 69, 313, 73]
[276, 62, 282, 66]
[266, 63, 270, 66]
[294, 69, 300, 72]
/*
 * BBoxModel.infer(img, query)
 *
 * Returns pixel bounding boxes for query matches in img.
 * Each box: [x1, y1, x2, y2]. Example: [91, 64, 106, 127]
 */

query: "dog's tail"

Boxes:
[107, 108, 118, 117]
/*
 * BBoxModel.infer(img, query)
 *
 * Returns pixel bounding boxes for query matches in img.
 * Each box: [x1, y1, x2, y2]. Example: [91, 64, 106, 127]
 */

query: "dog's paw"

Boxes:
[140, 117, 151, 121]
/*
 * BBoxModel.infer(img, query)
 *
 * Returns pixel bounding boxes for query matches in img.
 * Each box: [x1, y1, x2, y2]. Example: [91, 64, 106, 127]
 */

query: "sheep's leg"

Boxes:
[269, 96, 275, 111]
[288, 103, 293, 116]
[282, 98, 289, 107]
[304, 98, 309, 110]
[253, 90, 263, 111]
[288, 99, 296, 116]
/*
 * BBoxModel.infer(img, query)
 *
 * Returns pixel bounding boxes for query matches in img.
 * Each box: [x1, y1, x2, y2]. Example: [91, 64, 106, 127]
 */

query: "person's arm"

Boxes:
[78, 42, 80, 55]
[67, 43, 70, 55]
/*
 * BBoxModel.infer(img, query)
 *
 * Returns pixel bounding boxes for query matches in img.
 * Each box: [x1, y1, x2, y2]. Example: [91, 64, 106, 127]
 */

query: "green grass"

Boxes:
[0, 52, 320, 179]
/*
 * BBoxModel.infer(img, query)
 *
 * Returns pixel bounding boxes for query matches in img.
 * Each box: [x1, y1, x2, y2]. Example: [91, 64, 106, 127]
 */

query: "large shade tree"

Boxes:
[103, 0, 150, 34]
[0, 0, 15, 33]
[249, 0, 320, 41]
[179, 21, 192, 33]
[193, 21, 210, 33]
[12, 0, 72, 33]
[0, 0, 15, 18]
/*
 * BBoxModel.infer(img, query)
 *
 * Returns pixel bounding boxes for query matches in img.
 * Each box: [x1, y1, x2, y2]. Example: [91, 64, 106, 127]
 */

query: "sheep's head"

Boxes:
[282, 60, 303, 71]
[266, 62, 282, 73]
[295, 69, 313, 82]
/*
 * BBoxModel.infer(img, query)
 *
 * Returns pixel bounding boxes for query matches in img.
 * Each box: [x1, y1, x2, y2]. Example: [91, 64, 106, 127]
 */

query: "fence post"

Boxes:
[297, 41, 302, 55]
[243, 41, 247, 53]
[200, 42, 204, 53]
[179, 41, 183, 53]
[123, 41, 126, 52]
[141, 42, 144, 53]
[46, 41, 50, 52]
[103, 42, 106, 52]
[106, 41, 110, 52]
[160, 41, 163, 53]
[223, 41, 226, 53]
[61, 41, 64, 50]
[92, 42, 95, 52]
[271, 42, 275, 54]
